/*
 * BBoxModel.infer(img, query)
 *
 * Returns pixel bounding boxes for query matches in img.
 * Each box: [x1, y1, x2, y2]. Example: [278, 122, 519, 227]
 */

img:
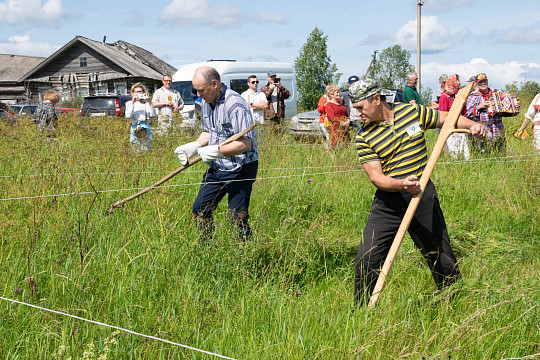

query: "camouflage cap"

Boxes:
[439, 74, 448, 83]
[348, 78, 381, 103]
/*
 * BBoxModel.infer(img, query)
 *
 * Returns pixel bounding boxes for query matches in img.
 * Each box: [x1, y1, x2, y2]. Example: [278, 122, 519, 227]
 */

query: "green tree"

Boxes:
[366, 44, 415, 89]
[505, 80, 540, 109]
[294, 27, 341, 111]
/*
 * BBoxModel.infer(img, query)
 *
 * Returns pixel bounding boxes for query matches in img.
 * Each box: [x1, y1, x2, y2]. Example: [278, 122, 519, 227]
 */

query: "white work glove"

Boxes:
[174, 141, 201, 165]
[197, 145, 224, 165]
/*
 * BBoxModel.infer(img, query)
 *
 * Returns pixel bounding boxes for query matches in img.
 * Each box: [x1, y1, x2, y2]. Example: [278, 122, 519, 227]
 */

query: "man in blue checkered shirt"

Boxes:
[175, 66, 258, 242]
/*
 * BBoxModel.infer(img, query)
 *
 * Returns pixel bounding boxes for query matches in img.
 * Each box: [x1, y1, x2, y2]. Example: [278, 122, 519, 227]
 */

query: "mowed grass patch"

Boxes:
[0, 115, 538, 359]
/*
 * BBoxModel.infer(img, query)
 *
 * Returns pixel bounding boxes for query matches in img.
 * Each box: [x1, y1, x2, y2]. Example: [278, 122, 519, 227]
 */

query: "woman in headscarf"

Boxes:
[439, 74, 470, 160]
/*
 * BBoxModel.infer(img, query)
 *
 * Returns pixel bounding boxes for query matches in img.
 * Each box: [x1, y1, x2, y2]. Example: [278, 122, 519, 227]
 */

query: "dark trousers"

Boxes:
[192, 160, 258, 241]
[354, 181, 460, 304]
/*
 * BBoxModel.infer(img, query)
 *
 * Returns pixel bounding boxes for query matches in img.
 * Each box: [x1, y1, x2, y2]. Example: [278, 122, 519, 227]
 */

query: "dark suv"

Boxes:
[79, 94, 132, 117]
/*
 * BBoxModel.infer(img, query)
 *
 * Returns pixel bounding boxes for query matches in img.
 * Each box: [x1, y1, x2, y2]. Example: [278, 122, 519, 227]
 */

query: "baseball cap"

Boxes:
[349, 78, 381, 103]
[439, 74, 448, 83]
[475, 73, 488, 82]
[267, 70, 276, 77]
[348, 75, 360, 85]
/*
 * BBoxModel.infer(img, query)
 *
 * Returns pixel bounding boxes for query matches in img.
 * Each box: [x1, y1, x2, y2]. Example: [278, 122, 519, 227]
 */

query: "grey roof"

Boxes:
[20, 35, 177, 82]
[0, 54, 45, 82]
[112, 40, 177, 76]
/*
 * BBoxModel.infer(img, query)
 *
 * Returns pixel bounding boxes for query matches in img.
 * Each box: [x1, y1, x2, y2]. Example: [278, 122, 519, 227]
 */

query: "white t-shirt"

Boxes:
[271, 86, 278, 113]
[152, 87, 183, 116]
[241, 89, 267, 124]
[125, 100, 156, 125]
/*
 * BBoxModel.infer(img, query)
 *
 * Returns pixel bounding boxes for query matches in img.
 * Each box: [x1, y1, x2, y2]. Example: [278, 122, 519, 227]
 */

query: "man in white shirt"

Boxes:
[240, 75, 267, 125]
[152, 74, 184, 135]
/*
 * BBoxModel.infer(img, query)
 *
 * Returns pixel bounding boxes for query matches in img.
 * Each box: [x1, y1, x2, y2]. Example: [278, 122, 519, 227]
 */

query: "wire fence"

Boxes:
[0, 296, 236, 359]
[0, 153, 537, 202]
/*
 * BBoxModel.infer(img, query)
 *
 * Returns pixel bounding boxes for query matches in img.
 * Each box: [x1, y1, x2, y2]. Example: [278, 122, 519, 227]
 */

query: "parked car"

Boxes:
[288, 89, 404, 138]
[10, 104, 38, 118]
[79, 94, 131, 117]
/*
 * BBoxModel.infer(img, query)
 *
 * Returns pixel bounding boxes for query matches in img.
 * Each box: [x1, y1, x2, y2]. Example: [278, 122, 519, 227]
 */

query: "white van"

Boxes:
[171, 60, 297, 127]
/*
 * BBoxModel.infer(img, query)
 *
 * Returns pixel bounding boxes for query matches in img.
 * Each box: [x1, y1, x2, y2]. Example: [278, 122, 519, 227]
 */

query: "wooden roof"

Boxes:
[0, 54, 45, 83]
[19, 35, 177, 82]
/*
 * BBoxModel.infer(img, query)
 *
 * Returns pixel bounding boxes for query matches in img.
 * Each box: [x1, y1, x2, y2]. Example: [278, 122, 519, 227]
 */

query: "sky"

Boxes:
[1, 0, 540, 93]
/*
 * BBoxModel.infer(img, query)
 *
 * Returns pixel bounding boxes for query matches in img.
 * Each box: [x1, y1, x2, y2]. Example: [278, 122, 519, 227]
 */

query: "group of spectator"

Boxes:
[403, 71, 527, 157]
[125, 74, 184, 152]
[316, 75, 360, 149]
[239, 71, 291, 132]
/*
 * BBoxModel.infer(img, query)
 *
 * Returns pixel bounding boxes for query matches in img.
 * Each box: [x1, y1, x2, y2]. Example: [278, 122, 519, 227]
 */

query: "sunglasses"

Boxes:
[163, 80, 172, 83]
[250, 81, 259, 84]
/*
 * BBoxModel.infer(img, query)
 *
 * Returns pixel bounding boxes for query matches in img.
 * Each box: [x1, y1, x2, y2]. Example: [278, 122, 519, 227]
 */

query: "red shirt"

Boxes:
[326, 102, 350, 148]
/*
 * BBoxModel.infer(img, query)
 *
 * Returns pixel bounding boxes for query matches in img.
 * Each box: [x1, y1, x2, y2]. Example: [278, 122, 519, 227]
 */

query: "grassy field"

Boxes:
[0, 114, 538, 359]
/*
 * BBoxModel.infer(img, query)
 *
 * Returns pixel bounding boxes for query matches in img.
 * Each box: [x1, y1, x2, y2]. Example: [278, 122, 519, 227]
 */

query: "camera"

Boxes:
[274, 78, 281, 83]
[137, 93, 149, 100]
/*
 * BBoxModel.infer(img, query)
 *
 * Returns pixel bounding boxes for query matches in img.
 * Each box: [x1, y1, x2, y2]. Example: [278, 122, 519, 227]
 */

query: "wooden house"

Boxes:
[19, 35, 177, 103]
[0, 54, 45, 104]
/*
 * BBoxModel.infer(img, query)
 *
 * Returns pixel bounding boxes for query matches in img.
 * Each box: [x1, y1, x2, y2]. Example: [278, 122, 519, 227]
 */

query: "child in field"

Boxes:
[32, 90, 60, 135]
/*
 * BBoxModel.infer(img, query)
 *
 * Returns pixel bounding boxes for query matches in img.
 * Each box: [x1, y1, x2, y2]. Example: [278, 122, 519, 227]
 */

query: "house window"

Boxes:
[114, 82, 127, 95]
[97, 84, 107, 95]
[38, 86, 51, 102]
[78, 86, 89, 97]
[61, 86, 70, 101]
[80, 57, 87, 67]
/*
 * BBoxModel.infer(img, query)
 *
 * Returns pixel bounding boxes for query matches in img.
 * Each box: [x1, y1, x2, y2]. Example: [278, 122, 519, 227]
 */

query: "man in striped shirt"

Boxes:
[174, 66, 258, 242]
[349, 79, 485, 305]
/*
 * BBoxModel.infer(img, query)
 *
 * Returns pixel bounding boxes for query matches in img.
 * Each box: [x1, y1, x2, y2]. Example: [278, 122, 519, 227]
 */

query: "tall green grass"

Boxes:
[0, 114, 538, 359]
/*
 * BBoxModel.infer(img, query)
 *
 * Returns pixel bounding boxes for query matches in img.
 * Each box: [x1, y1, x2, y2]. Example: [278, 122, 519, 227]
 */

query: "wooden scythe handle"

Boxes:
[106, 122, 259, 215]
[367, 82, 474, 308]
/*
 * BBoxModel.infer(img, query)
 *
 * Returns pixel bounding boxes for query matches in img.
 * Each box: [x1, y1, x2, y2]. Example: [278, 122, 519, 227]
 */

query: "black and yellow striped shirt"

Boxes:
[356, 103, 439, 179]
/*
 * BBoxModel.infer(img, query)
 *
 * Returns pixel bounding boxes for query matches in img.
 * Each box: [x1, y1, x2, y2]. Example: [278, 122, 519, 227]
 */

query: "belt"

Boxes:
[534, 120, 540, 126]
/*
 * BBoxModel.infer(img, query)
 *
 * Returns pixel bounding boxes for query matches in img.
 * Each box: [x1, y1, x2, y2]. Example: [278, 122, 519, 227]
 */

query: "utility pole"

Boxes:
[364, 50, 378, 79]
[417, 0, 423, 92]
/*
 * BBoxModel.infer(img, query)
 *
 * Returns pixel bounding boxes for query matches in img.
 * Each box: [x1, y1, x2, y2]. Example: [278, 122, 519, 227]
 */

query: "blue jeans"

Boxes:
[130, 123, 152, 152]
[192, 160, 258, 241]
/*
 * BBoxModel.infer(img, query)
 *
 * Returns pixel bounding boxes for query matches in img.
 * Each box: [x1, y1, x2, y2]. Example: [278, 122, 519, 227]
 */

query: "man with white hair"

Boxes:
[403, 72, 422, 105]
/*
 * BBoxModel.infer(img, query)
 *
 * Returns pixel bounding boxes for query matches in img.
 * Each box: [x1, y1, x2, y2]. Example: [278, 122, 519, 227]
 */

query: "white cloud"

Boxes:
[0, 0, 65, 26]
[273, 38, 292, 48]
[360, 32, 393, 46]
[161, 0, 244, 28]
[395, 16, 469, 54]
[422, 0, 473, 13]
[421, 58, 540, 90]
[256, 11, 288, 25]
[0, 35, 58, 56]
[489, 23, 540, 44]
